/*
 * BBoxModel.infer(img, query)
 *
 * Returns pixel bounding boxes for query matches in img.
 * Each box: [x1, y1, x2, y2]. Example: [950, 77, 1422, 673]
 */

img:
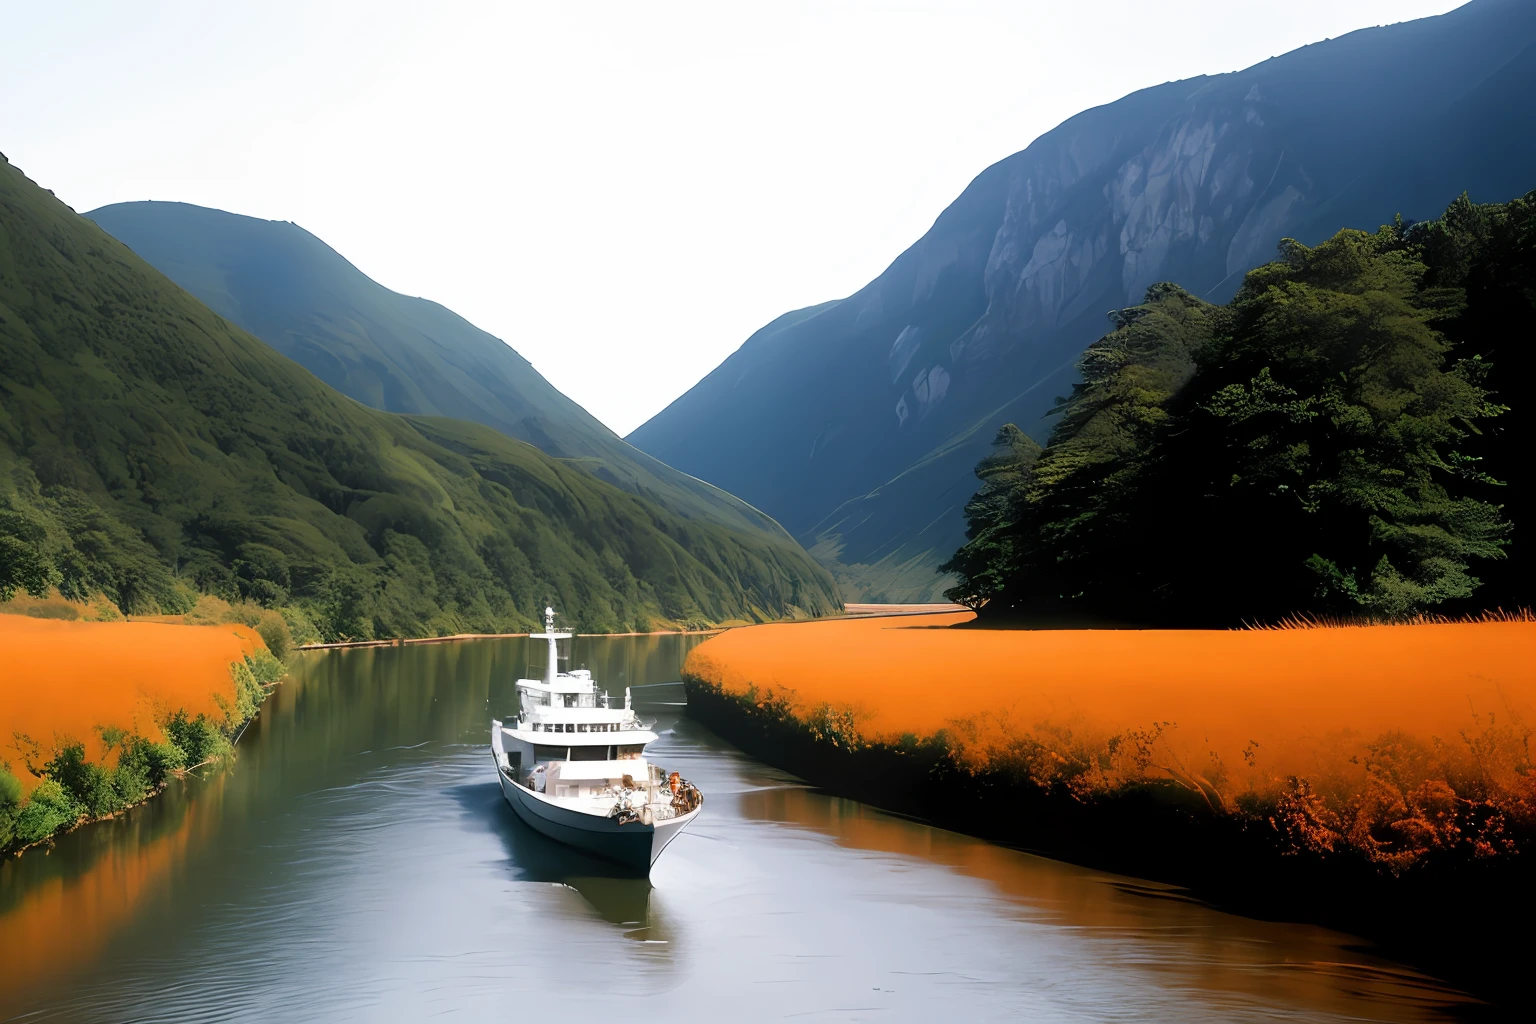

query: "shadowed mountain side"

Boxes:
[0, 155, 839, 636]
[628, 0, 1536, 600]
[83, 201, 794, 543]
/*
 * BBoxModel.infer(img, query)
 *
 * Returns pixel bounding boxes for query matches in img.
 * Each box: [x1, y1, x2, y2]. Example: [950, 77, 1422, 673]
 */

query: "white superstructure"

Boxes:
[491, 607, 701, 870]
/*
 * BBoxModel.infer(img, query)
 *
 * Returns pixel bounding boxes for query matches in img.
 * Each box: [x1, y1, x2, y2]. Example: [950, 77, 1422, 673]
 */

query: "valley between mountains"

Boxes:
[628, 0, 1536, 601]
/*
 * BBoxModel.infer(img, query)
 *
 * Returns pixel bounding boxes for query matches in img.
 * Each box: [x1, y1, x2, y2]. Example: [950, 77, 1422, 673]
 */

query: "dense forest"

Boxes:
[0, 155, 840, 639]
[944, 193, 1533, 625]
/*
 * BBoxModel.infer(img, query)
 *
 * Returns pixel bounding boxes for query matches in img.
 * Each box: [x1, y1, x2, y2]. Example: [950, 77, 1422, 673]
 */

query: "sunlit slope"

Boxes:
[85, 200, 794, 540]
[0, 156, 839, 634]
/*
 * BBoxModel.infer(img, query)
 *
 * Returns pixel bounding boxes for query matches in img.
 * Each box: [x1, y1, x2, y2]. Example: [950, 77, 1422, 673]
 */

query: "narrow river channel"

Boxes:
[0, 636, 1483, 1022]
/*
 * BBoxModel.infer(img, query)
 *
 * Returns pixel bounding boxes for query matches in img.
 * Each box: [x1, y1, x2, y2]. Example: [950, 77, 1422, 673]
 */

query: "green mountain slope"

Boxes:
[0, 155, 839, 636]
[628, 0, 1536, 602]
[83, 200, 789, 540]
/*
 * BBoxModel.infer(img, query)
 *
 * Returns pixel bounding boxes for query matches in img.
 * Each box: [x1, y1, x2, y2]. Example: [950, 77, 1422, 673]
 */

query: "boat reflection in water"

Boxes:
[450, 772, 673, 949]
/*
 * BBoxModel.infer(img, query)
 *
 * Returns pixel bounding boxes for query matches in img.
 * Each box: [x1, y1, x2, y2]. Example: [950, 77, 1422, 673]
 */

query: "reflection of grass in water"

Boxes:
[0, 789, 198, 1012]
[686, 670, 1533, 1006]
[734, 784, 1479, 1017]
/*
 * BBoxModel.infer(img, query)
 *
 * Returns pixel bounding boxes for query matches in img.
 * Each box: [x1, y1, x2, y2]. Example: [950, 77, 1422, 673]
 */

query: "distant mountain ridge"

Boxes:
[627, 0, 1536, 601]
[84, 201, 790, 541]
[0, 155, 839, 635]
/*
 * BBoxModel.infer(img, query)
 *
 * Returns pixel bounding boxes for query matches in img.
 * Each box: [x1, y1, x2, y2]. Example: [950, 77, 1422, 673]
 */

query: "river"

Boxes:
[0, 635, 1484, 1022]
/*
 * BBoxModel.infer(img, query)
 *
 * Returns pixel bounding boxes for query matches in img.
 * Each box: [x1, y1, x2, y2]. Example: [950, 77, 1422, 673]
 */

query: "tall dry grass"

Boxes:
[686, 614, 1536, 870]
[0, 616, 264, 790]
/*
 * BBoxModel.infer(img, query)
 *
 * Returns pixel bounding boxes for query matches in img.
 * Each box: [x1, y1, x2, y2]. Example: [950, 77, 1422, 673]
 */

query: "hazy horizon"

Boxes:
[2, 0, 1461, 435]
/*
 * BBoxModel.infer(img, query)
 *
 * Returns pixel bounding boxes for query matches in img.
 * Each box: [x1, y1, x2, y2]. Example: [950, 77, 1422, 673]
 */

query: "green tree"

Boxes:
[941, 424, 1041, 610]
[954, 196, 1519, 625]
[0, 502, 61, 601]
[0, 766, 22, 849]
[1149, 228, 1507, 620]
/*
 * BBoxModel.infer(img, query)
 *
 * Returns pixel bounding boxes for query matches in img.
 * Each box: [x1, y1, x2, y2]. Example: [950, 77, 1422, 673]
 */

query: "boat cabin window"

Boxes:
[562, 694, 579, 708]
[533, 745, 569, 761]
[570, 745, 611, 761]
[617, 745, 643, 759]
[576, 723, 588, 732]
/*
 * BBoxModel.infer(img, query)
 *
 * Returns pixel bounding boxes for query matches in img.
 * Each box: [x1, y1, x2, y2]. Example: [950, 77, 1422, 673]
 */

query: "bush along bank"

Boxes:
[682, 670, 1535, 1010]
[0, 650, 286, 857]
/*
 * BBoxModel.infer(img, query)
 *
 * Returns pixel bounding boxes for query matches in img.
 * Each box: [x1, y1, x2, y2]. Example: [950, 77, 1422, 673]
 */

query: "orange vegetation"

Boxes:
[687, 614, 1536, 867]
[0, 616, 262, 790]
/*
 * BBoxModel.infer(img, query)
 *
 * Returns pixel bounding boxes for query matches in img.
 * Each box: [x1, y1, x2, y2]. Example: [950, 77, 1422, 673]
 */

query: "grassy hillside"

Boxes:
[84, 200, 792, 540]
[0, 155, 839, 637]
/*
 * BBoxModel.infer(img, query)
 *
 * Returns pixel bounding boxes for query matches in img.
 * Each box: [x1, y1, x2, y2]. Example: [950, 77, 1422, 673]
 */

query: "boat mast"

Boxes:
[531, 605, 572, 686]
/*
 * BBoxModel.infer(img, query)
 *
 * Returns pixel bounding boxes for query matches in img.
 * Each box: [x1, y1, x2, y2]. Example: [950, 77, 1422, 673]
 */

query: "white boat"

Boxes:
[491, 607, 702, 871]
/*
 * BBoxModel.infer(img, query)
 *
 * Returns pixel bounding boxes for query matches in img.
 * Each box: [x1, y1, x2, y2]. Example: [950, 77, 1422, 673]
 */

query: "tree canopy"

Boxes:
[946, 193, 1530, 625]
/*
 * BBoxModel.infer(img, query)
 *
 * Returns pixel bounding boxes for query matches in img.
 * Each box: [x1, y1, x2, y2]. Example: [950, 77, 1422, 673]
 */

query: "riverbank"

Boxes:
[0, 616, 285, 857]
[288, 603, 960, 650]
[682, 613, 1536, 1008]
[295, 627, 726, 651]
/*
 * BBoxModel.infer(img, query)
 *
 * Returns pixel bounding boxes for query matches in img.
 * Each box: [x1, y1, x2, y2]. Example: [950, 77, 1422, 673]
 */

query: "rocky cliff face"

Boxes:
[631, 0, 1536, 601]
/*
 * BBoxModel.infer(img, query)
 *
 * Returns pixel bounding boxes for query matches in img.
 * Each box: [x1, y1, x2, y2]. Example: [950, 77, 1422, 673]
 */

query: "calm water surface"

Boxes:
[0, 636, 1482, 1022]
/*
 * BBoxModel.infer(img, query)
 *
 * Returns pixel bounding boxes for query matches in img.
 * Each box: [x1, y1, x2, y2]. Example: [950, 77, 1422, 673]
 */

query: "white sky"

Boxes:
[2, 0, 1461, 435]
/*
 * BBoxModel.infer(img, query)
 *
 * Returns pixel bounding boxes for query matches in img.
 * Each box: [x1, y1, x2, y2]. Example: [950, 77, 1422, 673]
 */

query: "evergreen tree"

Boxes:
[1406, 192, 1535, 611]
[949, 195, 1522, 626]
[941, 424, 1040, 609]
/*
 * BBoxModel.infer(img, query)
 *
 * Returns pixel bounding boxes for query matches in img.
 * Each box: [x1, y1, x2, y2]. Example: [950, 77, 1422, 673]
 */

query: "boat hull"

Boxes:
[494, 756, 698, 871]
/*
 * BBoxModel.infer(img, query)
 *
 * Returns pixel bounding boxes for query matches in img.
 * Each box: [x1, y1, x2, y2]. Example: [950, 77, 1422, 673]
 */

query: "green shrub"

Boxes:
[85, 594, 124, 621]
[245, 650, 286, 687]
[227, 661, 261, 723]
[182, 594, 232, 625]
[107, 731, 181, 805]
[255, 611, 292, 659]
[280, 606, 323, 647]
[222, 601, 265, 628]
[42, 742, 121, 817]
[159, 581, 200, 616]
[135, 736, 185, 784]
[163, 710, 231, 767]
[0, 766, 23, 850]
[11, 780, 80, 847]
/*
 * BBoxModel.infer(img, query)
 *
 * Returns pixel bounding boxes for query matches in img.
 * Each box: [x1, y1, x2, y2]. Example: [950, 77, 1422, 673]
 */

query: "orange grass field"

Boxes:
[0, 616, 264, 790]
[686, 613, 1536, 862]
[685, 613, 1536, 759]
